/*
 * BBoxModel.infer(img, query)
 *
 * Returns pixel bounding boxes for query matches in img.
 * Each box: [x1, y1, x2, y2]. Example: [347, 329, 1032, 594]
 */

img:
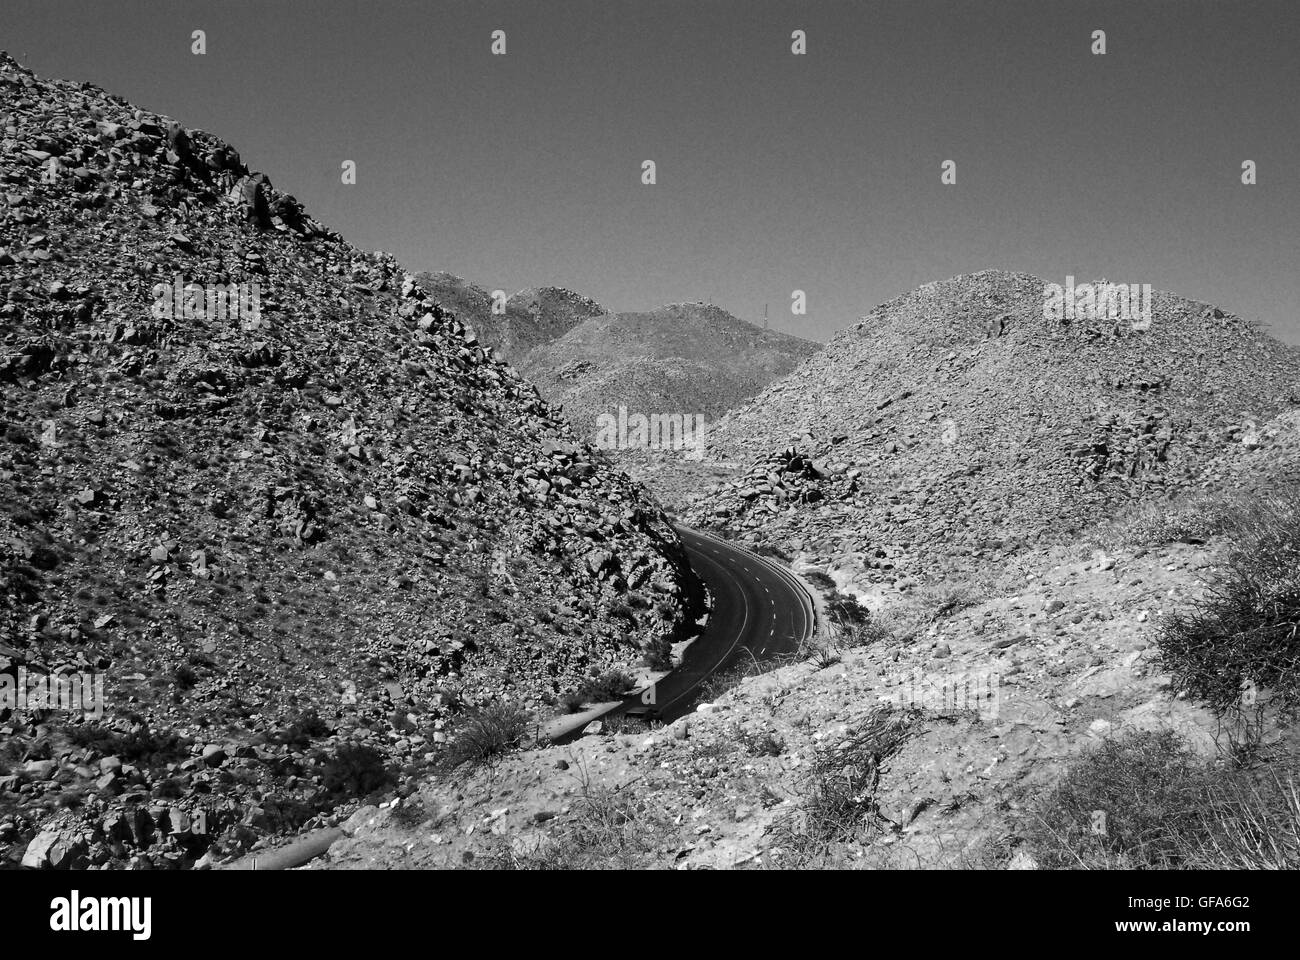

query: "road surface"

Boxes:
[551, 525, 815, 741]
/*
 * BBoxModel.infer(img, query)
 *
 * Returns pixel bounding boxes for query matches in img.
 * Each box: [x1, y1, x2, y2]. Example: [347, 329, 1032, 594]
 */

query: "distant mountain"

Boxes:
[520, 303, 820, 442]
[414, 272, 605, 364]
[687, 270, 1300, 576]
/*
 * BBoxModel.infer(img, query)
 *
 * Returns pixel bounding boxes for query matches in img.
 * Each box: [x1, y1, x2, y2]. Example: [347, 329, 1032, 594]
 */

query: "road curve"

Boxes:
[551, 525, 815, 742]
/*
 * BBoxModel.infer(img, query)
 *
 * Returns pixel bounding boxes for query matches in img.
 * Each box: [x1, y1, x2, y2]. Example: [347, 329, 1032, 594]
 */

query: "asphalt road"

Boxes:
[552, 525, 815, 741]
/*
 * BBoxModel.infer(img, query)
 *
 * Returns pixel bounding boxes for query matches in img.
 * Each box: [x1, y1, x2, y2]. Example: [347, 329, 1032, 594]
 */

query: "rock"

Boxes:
[23, 759, 59, 781]
[341, 805, 380, 836]
[200, 744, 227, 766]
[98, 756, 122, 774]
[21, 829, 61, 869]
[48, 837, 88, 869]
[237, 172, 271, 226]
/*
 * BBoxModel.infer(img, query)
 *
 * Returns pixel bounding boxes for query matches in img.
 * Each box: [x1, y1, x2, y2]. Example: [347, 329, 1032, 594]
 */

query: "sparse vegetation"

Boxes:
[838, 616, 896, 648]
[916, 580, 986, 621]
[697, 651, 780, 702]
[63, 722, 191, 766]
[740, 727, 786, 757]
[803, 569, 836, 591]
[479, 785, 672, 870]
[561, 669, 639, 712]
[751, 542, 793, 564]
[1099, 489, 1248, 550]
[388, 796, 428, 829]
[803, 638, 842, 669]
[1156, 491, 1300, 719]
[439, 702, 532, 772]
[273, 709, 333, 748]
[826, 587, 870, 626]
[322, 742, 394, 800]
[768, 707, 917, 862]
[1020, 730, 1300, 869]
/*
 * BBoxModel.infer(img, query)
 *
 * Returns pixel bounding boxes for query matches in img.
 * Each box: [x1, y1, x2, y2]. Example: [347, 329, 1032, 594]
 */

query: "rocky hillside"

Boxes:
[0, 54, 699, 867]
[687, 270, 1300, 590]
[520, 303, 820, 441]
[414, 271, 605, 365]
[319, 534, 1229, 872]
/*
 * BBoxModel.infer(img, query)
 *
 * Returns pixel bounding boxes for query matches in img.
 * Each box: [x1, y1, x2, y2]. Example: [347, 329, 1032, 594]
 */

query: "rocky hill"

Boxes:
[414, 271, 605, 364]
[687, 270, 1300, 592]
[520, 303, 820, 443]
[0, 54, 699, 867]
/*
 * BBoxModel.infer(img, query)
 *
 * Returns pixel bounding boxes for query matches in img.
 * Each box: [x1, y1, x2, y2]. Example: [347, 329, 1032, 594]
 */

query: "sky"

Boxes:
[5, 0, 1300, 343]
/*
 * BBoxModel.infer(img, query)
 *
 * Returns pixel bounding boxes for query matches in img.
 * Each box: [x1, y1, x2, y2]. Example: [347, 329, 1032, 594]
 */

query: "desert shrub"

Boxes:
[440, 702, 531, 771]
[1021, 730, 1300, 869]
[1156, 493, 1300, 718]
[1099, 489, 1248, 550]
[322, 742, 393, 799]
[752, 542, 793, 563]
[697, 652, 776, 702]
[560, 669, 639, 712]
[151, 777, 185, 800]
[389, 796, 428, 829]
[840, 617, 896, 648]
[741, 728, 786, 757]
[64, 722, 190, 765]
[917, 581, 984, 620]
[171, 663, 198, 691]
[803, 569, 837, 592]
[770, 707, 916, 859]
[1023, 731, 1210, 868]
[273, 708, 332, 748]
[640, 644, 673, 671]
[826, 588, 870, 626]
[575, 669, 637, 705]
[803, 638, 842, 669]
[478, 786, 669, 870]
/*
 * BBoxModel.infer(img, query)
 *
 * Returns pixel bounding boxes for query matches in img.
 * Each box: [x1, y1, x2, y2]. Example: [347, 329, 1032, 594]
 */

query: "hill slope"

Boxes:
[0, 54, 697, 865]
[520, 302, 820, 442]
[414, 271, 605, 364]
[687, 270, 1300, 584]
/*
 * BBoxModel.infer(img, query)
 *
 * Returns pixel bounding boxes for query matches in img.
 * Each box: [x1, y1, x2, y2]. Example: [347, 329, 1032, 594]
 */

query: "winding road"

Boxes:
[551, 525, 816, 742]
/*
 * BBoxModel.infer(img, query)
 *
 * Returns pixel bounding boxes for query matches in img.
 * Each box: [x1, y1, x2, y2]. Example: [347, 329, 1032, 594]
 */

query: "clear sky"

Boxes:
[6, 0, 1299, 342]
